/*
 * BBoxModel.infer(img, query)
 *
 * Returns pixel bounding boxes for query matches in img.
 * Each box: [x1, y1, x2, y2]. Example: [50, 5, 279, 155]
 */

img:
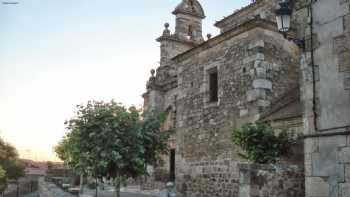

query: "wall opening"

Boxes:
[209, 69, 218, 102]
[169, 149, 175, 182]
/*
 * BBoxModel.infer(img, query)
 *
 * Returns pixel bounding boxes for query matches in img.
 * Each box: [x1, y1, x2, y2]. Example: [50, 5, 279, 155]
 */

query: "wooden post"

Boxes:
[79, 174, 84, 196]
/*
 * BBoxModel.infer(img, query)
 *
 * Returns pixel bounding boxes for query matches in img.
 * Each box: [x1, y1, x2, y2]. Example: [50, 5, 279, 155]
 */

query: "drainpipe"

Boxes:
[309, 0, 318, 132]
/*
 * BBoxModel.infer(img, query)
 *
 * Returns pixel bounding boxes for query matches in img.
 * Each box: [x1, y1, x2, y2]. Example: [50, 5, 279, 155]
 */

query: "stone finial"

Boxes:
[147, 69, 157, 90]
[150, 69, 155, 77]
[162, 23, 171, 36]
[207, 33, 212, 40]
[164, 23, 170, 29]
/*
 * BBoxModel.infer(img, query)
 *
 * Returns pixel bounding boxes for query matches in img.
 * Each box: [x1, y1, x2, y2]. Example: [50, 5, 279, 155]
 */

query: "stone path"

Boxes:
[23, 191, 39, 197]
[84, 187, 154, 197]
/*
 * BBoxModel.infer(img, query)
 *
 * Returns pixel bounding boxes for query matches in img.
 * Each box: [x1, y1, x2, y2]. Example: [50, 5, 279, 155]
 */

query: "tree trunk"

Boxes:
[79, 174, 84, 196]
[114, 176, 121, 197]
[95, 177, 98, 197]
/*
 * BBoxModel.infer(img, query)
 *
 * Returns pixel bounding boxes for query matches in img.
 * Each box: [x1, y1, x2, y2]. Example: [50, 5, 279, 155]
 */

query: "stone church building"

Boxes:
[143, 0, 350, 196]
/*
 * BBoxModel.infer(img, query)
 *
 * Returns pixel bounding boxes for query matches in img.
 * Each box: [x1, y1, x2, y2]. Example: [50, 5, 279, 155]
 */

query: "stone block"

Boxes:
[319, 135, 347, 152]
[334, 34, 349, 54]
[257, 99, 270, 108]
[304, 138, 319, 153]
[344, 74, 350, 90]
[256, 67, 267, 78]
[340, 183, 350, 197]
[252, 79, 272, 90]
[240, 109, 248, 117]
[239, 169, 251, 184]
[248, 40, 264, 49]
[238, 185, 250, 197]
[306, 177, 329, 197]
[339, 50, 350, 72]
[311, 137, 346, 180]
[312, 151, 339, 177]
[305, 153, 312, 176]
[345, 164, 350, 182]
[243, 54, 265, 64]
[345, 14, 350, 32]
[340, 147, 350, 163]
[246, 89, 266, 102]
[313, 0, 349, 25]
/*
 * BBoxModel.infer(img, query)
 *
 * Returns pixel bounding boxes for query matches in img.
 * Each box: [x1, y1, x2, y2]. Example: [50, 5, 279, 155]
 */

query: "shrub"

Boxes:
[232, 121, 298, 164]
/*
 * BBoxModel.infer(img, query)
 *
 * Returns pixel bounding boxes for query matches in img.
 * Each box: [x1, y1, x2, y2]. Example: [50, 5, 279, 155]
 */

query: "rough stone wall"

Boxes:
[238, 164, 305, 197]
[173, 28, 300, 197]
[295, 0, 350, 196]
[270, 118, 304, 165]
[143, 1, 306, 196]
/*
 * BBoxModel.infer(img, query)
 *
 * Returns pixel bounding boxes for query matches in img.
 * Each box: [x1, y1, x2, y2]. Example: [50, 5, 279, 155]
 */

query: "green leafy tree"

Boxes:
[0, 166, 7, 195]
[0, 137, 25, 181]
[0, 137, 25, 196]
[232, 121, 298, 164]
[56, 101, 169, 197]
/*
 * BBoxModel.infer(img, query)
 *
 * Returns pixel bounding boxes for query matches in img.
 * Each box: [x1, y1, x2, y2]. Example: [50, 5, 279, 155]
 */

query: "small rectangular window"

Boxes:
[209, 70, 218, 102]
[169, 149, 175, 181]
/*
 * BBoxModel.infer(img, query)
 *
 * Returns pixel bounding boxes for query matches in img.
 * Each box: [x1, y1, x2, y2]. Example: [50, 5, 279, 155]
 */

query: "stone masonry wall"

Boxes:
[238, 164, 305, 197]
[295, 0, 350, 196]
[174, 27, 300, 197]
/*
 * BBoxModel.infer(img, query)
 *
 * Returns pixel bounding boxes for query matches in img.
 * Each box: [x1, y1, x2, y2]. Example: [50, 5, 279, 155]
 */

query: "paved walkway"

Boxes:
[24, 190, 153, 197]
[84, 187, 155, 197]
[23, 191, 39, 197]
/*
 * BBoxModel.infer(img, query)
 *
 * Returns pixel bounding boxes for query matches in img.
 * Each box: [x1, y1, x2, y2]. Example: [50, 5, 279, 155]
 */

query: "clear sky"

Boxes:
[0, 0, 251, 161]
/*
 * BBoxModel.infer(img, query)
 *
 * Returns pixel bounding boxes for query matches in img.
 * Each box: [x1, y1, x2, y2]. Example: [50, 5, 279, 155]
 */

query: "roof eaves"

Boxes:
[214, 0, 264, 28]
[171, 18, 277, 62]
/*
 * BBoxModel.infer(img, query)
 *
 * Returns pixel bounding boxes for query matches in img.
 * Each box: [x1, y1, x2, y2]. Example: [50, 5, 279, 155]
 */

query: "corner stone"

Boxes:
[306, 177, 329, 197]
[339, 147, 350, 163]
[340, 183, 350, 197]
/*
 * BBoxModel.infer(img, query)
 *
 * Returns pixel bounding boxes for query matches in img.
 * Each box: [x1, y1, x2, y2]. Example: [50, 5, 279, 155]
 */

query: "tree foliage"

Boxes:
[0, 166, 7, 194]
[232, 121, 298, 164]
[0, 137, 25, 195]
[0, 137, 25, 180]
[55, 100, 169, 197]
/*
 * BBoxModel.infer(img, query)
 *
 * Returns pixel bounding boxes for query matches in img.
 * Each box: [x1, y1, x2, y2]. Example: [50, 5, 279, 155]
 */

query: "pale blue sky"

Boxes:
[0, 0, 251, 161]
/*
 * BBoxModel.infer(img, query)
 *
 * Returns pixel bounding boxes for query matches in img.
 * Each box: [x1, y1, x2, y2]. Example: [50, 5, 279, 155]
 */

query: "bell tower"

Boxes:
[173, 0, 205, 43]
[156, 0, 206, 67]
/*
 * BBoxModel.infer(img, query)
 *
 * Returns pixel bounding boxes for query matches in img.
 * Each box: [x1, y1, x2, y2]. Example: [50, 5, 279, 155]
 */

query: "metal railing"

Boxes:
[3, 180, 38, 197]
